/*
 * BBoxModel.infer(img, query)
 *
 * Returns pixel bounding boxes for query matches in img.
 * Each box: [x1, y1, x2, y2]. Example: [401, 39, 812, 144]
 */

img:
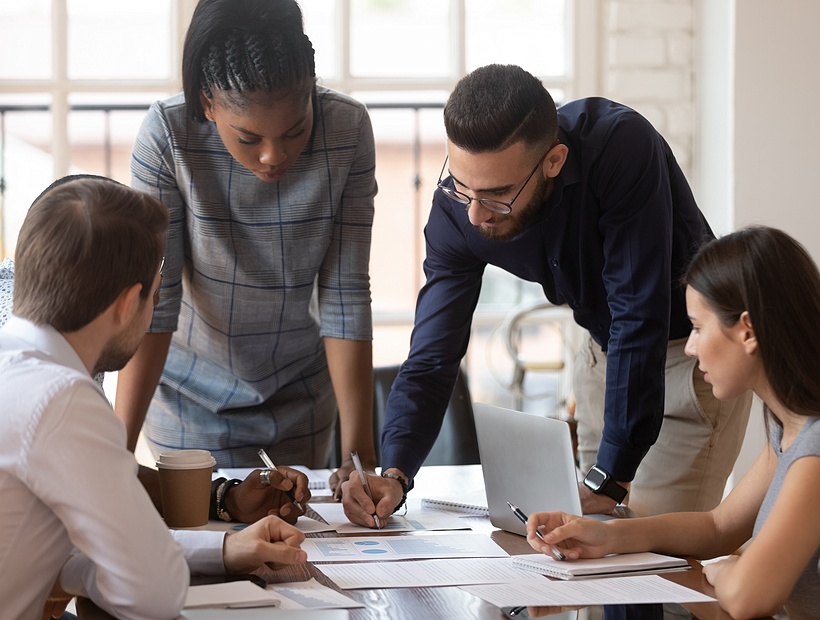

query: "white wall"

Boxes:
[733, 0, 820, 260]
[698, 0, 820, 482]
[598, 0, 820, 485]
[699, 0, 820, 253]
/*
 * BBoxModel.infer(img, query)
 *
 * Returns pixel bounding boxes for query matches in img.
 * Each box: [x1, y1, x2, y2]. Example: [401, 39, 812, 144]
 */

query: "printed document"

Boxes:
[308, 501, 470, 533]
[303, 533, 508, 562]
[318, 557, 532, 589]
[460, 574, 716, 607]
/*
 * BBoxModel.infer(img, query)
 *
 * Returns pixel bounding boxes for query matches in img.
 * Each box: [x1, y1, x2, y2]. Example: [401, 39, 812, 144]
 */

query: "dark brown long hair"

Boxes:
[684, 226, 820, 417]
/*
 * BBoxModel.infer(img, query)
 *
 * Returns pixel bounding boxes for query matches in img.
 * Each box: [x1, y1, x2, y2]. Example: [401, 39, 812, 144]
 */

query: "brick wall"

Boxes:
[599, 0, 696, 177]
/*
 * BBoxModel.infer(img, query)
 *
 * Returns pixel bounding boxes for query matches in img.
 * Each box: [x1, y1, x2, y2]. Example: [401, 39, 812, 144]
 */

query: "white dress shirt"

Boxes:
[0, 316, 224, 619]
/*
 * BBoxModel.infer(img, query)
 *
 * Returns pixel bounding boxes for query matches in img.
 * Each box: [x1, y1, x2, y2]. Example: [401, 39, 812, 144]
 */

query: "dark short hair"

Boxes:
[13, 177, 167, 332]
[684, 226, 820, 418]
[182, 0, 316, 121]
[443, 64, 558, 153]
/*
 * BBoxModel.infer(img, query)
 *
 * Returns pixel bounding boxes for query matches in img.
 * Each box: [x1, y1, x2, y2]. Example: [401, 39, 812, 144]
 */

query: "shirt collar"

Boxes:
[1, 314, 90, 379]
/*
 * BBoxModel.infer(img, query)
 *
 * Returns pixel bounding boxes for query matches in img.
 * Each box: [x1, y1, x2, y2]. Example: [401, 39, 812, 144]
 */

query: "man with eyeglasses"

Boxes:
[342, 64, 753, 525]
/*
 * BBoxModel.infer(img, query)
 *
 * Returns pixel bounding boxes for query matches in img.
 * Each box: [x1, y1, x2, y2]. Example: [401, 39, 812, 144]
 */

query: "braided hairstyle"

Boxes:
[182, 0, 316, 121]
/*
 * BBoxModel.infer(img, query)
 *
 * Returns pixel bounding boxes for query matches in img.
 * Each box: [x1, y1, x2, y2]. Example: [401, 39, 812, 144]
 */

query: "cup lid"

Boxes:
[156, 449, 216, 470]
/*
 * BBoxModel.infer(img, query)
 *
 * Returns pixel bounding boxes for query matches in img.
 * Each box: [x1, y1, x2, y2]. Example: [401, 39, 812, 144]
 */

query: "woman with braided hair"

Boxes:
[117, 0, 378, 497]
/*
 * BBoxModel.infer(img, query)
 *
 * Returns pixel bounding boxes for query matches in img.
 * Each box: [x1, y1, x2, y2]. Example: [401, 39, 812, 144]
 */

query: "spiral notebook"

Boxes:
[512, 552, 690, 580]
[420, 491, 489, 516]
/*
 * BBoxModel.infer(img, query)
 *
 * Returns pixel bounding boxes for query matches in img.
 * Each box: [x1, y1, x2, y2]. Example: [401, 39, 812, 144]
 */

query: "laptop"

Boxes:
[473, 402, 584, 536]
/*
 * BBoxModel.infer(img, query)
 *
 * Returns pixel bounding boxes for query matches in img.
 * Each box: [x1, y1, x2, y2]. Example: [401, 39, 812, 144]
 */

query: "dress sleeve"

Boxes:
[317, 108, 377, 341]
[131, 101, 185, 333]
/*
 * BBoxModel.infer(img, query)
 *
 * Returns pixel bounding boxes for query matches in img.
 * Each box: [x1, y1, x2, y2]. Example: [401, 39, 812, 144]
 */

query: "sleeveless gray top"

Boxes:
[753, 416, 820, 620]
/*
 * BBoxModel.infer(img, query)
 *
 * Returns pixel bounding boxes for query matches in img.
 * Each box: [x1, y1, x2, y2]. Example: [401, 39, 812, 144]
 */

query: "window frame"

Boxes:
[1, 0, 594, 180]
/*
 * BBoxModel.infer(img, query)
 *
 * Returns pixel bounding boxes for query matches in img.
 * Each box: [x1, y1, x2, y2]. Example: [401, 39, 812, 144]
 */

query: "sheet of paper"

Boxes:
[318, 557, 532, 589]
[178, 609, 349, 620]
[460, 574, 716, 607]
[268, 578, 364, 610]
[174, 517, 333, 534]
[308, 501, 470, 533]
[303, 533, 509, 562]
[295, 516, 337, 534]
[184, 581, 280, 609]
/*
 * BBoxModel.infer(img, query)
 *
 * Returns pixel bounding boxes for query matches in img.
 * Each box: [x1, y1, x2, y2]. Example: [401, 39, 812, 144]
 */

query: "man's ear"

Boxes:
[110, 283, 144, 327]
[739, 310, 758, 354]
[543, 143, 568, 178]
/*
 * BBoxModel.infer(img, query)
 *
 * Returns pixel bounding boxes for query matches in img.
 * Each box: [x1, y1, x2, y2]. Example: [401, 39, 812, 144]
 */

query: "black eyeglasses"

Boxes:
[436, 141, 558, 215]
[152, 257, 165, 308]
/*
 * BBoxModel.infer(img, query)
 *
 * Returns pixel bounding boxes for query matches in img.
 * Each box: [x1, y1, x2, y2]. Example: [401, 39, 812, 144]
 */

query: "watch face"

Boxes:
[584, 467, 607, 491]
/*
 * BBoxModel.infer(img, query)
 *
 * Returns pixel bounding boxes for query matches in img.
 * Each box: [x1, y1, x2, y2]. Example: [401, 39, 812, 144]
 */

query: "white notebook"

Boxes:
[420, 489, 489, 516]
[184, 581, 280, 609]
[512, 552, 690, 580]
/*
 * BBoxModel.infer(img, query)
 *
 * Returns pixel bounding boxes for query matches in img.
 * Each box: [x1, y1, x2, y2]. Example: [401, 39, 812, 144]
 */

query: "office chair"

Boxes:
[330, 364, 480, 468]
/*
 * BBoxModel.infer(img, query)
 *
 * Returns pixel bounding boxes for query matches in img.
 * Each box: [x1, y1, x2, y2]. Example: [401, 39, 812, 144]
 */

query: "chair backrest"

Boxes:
[329, 365, 480, 468]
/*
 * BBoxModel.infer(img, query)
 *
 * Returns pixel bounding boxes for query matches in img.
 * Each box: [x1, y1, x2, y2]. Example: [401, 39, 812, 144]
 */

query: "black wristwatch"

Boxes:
[583, 465, 628, 504]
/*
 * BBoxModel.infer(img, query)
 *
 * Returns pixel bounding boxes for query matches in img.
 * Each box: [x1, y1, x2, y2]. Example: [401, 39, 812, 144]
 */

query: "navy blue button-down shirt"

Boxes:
[381, 98, 714, 483]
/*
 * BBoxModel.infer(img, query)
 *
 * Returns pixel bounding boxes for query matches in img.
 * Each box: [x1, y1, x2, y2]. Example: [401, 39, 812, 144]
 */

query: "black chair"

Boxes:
[330, 365, 480, 468]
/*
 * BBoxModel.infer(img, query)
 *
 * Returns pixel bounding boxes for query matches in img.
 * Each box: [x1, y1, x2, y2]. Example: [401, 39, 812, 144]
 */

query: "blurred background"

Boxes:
[2, 1, 819, 480]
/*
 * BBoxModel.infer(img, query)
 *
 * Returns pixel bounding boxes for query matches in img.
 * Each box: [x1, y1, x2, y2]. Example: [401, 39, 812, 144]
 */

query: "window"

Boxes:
[0, 0, 582, 414]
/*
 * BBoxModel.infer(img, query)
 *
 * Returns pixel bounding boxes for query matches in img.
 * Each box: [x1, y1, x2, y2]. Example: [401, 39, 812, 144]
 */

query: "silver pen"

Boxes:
[257, 449, 305, 513]
[508, 501, 566, 561]
[351, 451, 381, 529]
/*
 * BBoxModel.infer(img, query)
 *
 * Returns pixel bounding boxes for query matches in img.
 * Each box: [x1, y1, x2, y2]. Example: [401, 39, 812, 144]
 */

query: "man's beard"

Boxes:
[93, 323, 142, 374]
[475, 173, 549, 242]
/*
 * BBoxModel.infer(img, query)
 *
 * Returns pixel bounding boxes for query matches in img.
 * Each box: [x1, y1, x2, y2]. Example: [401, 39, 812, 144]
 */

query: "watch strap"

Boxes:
[584, 466, 628, 504]
[597, 475, 628, 504]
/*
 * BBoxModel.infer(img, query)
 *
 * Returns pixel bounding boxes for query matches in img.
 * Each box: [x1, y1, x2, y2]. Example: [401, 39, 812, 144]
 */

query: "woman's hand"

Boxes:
[527, 511, 614, 560]
[702, 555, 738, 586]
[225, 467, 311, 524]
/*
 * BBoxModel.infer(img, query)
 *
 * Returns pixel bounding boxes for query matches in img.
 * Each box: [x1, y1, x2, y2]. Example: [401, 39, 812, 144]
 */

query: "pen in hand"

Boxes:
[507, 501, 566, 561]
[351, 451, 381, 529]
[257, 449, 305, 513]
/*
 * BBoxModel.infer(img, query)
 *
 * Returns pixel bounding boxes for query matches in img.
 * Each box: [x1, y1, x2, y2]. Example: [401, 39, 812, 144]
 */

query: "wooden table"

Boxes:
[78, 465, 746, 620]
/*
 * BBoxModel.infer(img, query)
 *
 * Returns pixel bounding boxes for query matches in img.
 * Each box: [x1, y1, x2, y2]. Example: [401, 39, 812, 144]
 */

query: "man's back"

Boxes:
[0, 316, 188, 618]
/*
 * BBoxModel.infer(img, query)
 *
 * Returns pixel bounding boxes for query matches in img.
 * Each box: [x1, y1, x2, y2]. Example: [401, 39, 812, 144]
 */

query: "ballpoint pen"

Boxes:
[350, 450, 381, 529]
[507, 501, 566, 561]
[257, 448, 305, 513]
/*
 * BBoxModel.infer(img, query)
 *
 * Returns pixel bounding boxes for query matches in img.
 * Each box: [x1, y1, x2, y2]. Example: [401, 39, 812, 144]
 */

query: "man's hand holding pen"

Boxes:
[340, 467, 407, 528]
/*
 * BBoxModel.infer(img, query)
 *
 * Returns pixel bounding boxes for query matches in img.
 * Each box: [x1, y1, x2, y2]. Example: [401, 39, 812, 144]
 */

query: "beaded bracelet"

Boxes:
[381, 471, 409, 515]
[209, 477, 227, 520]
[215, 478, 242, 522]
